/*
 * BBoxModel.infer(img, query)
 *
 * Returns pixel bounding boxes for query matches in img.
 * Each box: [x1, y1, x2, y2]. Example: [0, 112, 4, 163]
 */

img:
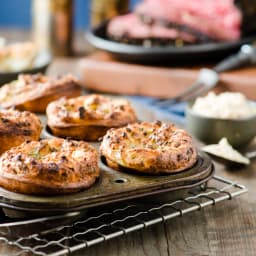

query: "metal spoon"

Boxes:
[204, 151, 256, 167]
[155, 44, 256, 107]
[244, 151, 256, 160]
[202, 138, 256, 166]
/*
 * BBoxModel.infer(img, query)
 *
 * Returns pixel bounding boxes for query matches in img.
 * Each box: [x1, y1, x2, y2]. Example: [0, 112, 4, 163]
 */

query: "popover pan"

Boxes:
[0, 150, 214, 214]
[0, 99, 214, 216]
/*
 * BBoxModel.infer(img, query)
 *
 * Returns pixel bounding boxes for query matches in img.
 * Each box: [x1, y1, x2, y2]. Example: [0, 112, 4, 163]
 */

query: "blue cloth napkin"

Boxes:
[127, 96, 187, 126]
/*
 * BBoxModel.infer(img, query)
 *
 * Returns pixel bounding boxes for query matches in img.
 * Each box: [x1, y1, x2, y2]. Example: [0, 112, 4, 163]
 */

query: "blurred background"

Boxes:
[0, 0, 140, 30]
[0, 0, 140, 55]
[0, 0, 88, 30]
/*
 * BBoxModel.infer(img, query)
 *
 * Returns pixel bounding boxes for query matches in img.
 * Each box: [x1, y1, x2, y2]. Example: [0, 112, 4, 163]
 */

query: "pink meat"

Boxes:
[135, 0, 242, 41]
[107, 13, 197, 42]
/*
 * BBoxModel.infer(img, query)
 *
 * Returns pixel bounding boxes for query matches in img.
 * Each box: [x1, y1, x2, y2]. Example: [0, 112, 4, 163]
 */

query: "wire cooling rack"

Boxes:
[0, 175, 247, 256]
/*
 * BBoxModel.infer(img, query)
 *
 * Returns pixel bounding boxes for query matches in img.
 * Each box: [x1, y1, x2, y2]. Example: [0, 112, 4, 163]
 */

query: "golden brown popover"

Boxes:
[0, 41, 37, 72]
[0, 109, 41, 155]
[0, 73, 82, 113]
[100, 121, 197, 174]
[0, 138, 99, 195]
[46, 94, 137, 141]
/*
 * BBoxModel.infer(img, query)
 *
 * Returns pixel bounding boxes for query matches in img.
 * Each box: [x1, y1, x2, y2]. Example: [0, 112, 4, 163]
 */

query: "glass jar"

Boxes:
[90, 0, 129, 28]
[32, 0, 73, 56]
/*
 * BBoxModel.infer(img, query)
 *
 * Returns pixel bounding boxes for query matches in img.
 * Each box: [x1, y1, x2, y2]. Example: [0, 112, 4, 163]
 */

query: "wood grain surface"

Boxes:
[79, 52, 256, 100]
[0, 29, 256, 255]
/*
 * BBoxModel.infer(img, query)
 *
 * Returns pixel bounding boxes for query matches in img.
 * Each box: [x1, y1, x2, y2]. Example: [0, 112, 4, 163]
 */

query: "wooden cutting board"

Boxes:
[78, 51, 256, 100]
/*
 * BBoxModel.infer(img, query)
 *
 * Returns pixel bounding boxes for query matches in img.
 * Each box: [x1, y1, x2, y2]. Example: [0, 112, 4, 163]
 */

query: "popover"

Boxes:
[46, 94, 137, 141]
[100, 121, 197, 174]
[0, 109, 41, 155]
[0, 41, 37, 72]
[0, 73, 82, 113]
[0, 138, 99, 195]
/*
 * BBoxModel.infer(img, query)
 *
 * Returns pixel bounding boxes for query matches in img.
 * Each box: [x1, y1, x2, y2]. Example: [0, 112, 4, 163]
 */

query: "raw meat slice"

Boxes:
[135, 0, 242, 41]
[107, 13, 198, 45]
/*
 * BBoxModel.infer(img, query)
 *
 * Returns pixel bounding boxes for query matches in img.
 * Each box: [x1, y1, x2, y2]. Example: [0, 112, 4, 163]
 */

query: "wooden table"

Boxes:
[0, 30, 256, 255]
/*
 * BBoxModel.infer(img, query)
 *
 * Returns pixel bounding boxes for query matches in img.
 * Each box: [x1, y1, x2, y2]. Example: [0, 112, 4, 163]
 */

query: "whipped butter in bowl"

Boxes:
[186, 92, 256, 148]
[191, 92, 256, 119]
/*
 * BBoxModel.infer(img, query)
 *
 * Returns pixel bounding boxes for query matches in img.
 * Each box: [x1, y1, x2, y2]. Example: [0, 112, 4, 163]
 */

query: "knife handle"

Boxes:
[214, 44, 256, 73]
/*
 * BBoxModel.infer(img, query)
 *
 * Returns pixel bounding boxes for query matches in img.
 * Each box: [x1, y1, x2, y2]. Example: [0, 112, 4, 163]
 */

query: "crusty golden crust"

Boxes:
[47, 94, 137, 141]
[0, 73, 82, 113]
[48, 125, 112, 141]
[0, 109, 41, 155]
[0, 138, 99, 195]
[100, 121, 197, 174]
[0, 42, 37, 72]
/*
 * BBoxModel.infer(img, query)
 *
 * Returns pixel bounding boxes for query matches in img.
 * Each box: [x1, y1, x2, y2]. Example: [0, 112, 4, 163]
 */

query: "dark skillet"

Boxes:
[85, 21, 256, 64]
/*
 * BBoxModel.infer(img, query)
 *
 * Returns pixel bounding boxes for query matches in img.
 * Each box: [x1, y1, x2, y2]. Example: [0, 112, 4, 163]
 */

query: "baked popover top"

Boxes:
[0, 41, 37, 72]
[47, 94, 137, 128]
[0, 138, 99, 195]
[0, 109, 41, 136]
[0, 73, 81, 111]
[100, 121, 197, 174]
[0, 109, 42, 154]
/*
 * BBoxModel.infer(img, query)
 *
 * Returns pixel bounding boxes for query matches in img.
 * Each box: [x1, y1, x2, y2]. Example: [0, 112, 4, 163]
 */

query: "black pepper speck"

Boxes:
[78, 106, 86, 119]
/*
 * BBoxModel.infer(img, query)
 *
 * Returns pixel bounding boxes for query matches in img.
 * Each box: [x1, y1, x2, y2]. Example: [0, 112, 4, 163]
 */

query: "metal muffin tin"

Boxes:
[0, 101, 214, 215]
[0, 149, 214, 213]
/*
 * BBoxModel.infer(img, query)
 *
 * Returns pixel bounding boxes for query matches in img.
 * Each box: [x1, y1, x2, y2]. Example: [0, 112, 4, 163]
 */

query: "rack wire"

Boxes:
[0, 175, 247, 256]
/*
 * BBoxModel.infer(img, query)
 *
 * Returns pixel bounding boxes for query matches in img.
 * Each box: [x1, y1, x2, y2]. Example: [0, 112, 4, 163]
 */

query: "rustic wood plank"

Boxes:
[73, 224, 169, 256]
[202, 158, 256, 256]
[78, 52, 256, 100]
[163, 210, 211, 256]
[0, 241, 21, 255]
[205, 197, 256, 256]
